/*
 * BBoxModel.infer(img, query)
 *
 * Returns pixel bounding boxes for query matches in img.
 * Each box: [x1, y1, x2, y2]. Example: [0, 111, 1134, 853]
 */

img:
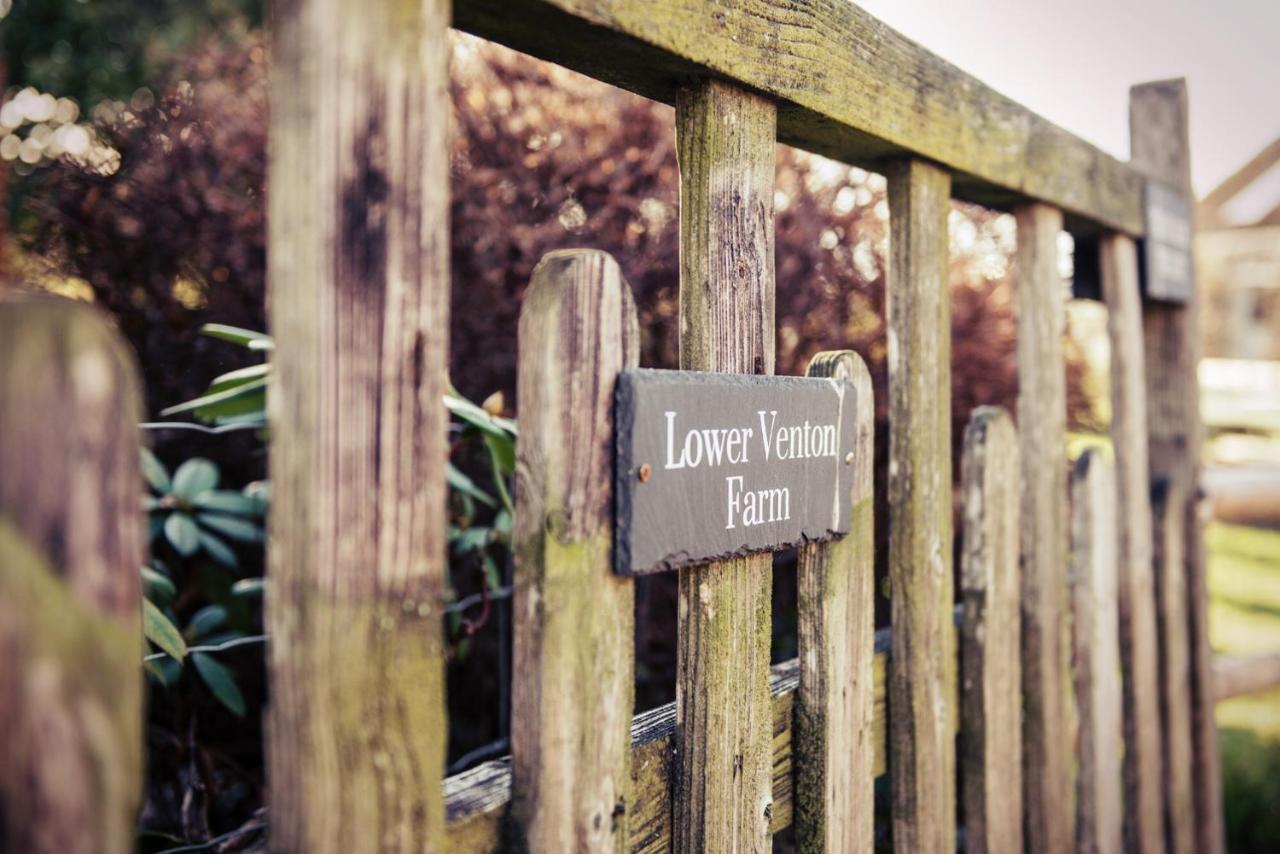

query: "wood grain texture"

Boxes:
[1013, 202, 1074, 854]
[674, 78, 776, 853]
[441, 621, 966, 852]
[265, 0, 450, 849]
[886, 158, 956, 853]
[959, 407, 1022, 854]
[512, 250, 638, 851]
[1070, 450, 1123, 854]
[1130, 78, 1225, 854]
[1151, 480, 1195, 854]
[1100, 233, 1166, 854]
[794, 350, 875, 853]
[452, 0, 1145, 235]
[0, 296, 145, 854]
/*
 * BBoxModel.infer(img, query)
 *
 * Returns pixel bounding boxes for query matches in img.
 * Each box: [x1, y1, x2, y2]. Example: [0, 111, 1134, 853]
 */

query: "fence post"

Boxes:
[959, 407, 1022, 854]
[1100, 233, 1166, 854]
[1014, 202, 1074, 854]
[886, 157, 956, 852]
[266, 0, 450, 849]
[1070, 449, 1123, 854]
[511, 250, 638, 850]
[795, 350, 875, 852]
[1152, 479, 1195, 854]
[673, 78, 777, 851]
[0, 296, 145, 854]
[1130, 78, 1225, 854]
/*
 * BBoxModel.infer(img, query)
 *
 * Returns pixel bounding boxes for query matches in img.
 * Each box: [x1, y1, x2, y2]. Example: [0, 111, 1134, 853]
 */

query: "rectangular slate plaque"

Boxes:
[614, 369, 859, 575]
[1142, 179, 1194, 304]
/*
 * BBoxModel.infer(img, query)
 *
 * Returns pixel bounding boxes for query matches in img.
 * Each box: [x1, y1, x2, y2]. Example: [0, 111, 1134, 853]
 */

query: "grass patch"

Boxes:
[1207, 522, 1280, 851]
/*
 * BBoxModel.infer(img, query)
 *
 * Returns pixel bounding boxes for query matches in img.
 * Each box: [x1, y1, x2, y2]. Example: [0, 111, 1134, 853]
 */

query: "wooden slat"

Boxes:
[0, 297, 145, 853]
[794, 350, 875, 852]
[1013, 201, 1073, 854]
[1152, 480, 1196, 854]
[1131, 77, 1226, 854]
[1070, 450, 1123, 854]
[1213, 654, 1280, 701]
[452, 0, 1145, 235]
[265, 0, 451, 848]
[1100, 233, 1166, 854]
[673, 79, 776, 851]
[443, 620, 967, 852]
[886, 157, 956, 852]
[959, 407, 1022, 854]
[512, 250, 638, 850]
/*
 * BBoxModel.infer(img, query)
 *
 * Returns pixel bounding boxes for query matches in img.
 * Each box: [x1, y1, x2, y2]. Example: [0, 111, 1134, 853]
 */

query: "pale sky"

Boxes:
[856, 0, 1280, 199]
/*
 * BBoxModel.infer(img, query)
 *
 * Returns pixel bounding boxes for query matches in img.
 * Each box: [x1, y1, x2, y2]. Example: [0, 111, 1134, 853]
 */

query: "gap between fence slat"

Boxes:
[794, 350, 875, 852]
[511, 250, 638, 851]
[886, 157, 957, 852]
[1071, 450, 1124, 854]
[959, 407, 1022, 854]
[1101, 233, 1167, 854]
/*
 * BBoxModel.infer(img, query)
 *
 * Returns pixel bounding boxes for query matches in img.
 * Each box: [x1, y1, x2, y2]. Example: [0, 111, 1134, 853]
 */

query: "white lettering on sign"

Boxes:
[662, 408, 839, 531]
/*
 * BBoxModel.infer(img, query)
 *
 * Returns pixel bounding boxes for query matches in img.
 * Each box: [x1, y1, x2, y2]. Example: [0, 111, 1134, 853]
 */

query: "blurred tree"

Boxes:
[1, 0, 262, 108]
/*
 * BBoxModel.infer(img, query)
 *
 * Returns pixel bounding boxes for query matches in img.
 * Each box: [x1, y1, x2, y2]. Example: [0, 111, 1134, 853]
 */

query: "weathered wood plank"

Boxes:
[1100, 233, 1166, 854]
[794, 350, 875, 852]
[1070, 450, 1123, 854]
[886, 157, 956, 852]
[265, 0, 450, 849]
[1131, 77, 1225, 854]
[512, 250, 638, 850]
[443, 620, 966, 851]
[1013, 201, 1074, 854]
[1151, 480, 1196, 854]
[453, 0, 1145, 235]
[673, 78, 777, 852]
[0, 296, 145, 854]
[1213, 654, 1280, 701]
[959, 407, 1022, 854]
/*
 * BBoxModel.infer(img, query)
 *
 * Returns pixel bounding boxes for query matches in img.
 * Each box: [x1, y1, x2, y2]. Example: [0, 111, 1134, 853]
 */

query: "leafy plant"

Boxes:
[158, 323, 520, 649]
[142, 449, 267, 568]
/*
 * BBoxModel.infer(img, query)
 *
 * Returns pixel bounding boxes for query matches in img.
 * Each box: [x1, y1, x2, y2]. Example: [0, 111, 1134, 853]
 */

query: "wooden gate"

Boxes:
[5, 1, 1274, 852]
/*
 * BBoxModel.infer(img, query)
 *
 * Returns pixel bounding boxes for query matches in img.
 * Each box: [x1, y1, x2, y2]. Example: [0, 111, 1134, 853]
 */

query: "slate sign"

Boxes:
[1142, 179, 1194, 304]
[614, 369, 858, 576]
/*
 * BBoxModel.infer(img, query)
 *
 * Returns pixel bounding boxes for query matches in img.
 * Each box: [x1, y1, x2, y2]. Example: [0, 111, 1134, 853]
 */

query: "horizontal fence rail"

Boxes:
[453, 0, 1145, 235]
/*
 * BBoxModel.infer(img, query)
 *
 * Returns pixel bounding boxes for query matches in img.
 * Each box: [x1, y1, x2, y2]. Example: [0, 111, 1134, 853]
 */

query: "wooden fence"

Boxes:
[5, 0, 1280, 852]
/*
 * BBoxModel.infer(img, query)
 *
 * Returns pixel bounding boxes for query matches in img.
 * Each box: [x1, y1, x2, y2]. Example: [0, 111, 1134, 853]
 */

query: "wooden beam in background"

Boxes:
[453, 0, 1145, 235]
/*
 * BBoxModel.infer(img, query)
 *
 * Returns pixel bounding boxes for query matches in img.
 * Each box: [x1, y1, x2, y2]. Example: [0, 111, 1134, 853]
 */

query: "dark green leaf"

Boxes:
[193, 490, 260, 516]
[186, 605, 228, 640]
[454, 527, 490, 554]
[192, 652, 246, 717]
[207, 363, 270, 393]
[200, 324, 273, 349]
[141, 448, 171, 493]
[444, 390, 517, 439]
[143, 598, 187, 660]
[197, 530, 238, 568]
[141, 565, 177, 605]
[160, 379, 267, 423]
[164, 513, 201, 556]
[231, 578, 265, 598]
[484, 432, 516, 476]
[172, 458, 219, 499]
[447, 463, 496, 507]
[145, 657, 182, 686]
[198, 512, 264, 543]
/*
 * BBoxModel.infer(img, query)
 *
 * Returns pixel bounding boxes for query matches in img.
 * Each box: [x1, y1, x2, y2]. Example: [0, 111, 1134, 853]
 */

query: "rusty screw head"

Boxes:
[638, 463, 652, 482]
